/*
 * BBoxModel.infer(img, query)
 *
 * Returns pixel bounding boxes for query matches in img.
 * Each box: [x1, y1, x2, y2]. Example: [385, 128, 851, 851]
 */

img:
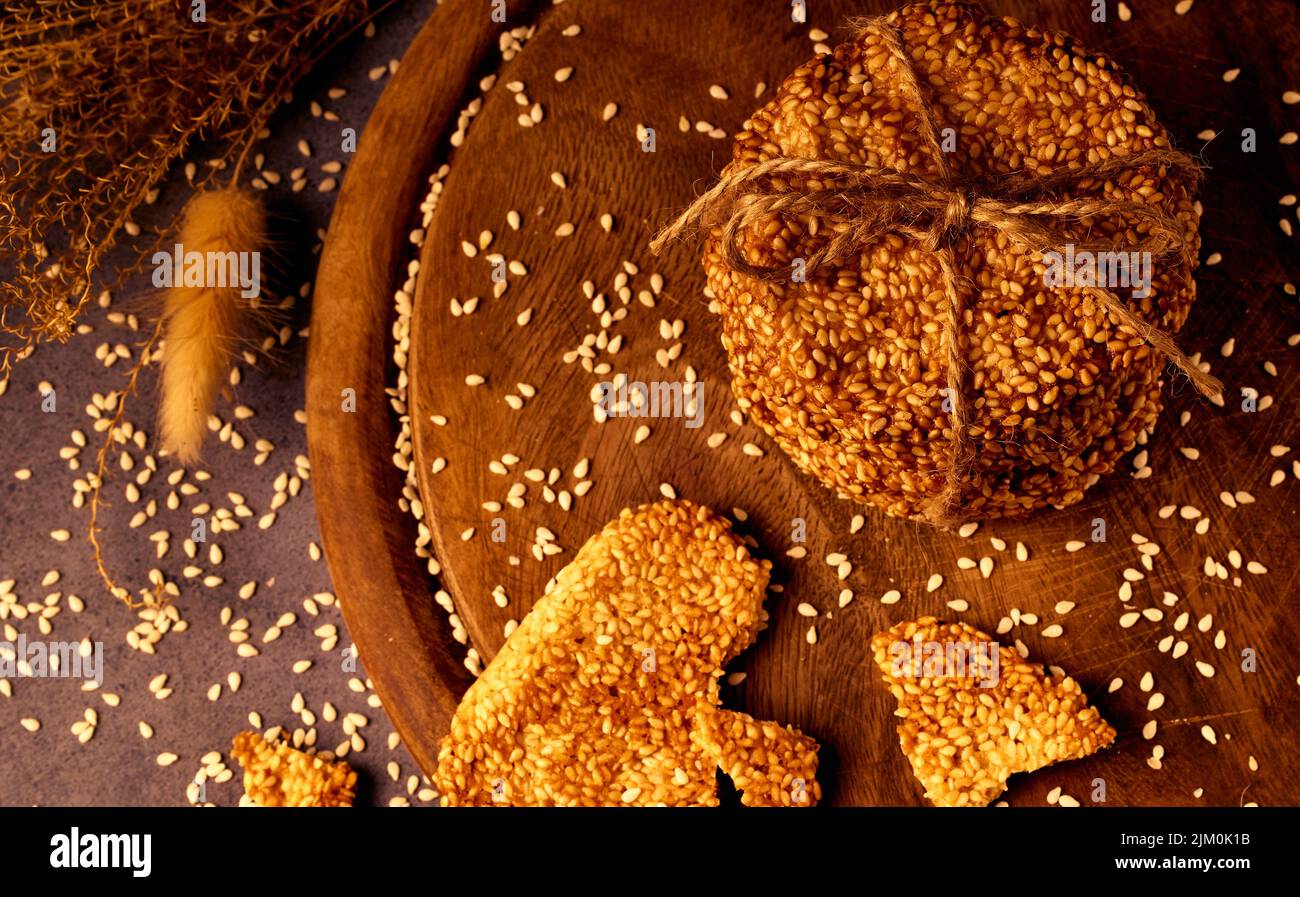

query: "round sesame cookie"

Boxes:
[704, 1, 1201, 522]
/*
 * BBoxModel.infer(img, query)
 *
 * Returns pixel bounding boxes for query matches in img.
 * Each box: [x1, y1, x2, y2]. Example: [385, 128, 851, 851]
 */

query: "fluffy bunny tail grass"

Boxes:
[159, 188, 266, 465]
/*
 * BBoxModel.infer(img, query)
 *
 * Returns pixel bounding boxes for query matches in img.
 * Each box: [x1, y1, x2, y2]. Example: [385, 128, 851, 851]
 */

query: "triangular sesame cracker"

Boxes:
[871, 616, 1116, 807]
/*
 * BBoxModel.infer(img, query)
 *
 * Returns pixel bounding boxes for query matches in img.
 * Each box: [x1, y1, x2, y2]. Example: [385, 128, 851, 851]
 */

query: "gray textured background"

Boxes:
[0, 0, 442, 807]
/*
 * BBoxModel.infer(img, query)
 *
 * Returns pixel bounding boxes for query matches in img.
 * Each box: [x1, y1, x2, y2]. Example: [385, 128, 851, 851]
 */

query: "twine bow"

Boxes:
[650, 16, 1222, 526]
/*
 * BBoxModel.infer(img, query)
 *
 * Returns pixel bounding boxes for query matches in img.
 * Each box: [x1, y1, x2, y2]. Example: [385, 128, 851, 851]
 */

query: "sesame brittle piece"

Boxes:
[231, 730, 357, 807]
[691, 703, 821, 807]
[435, 499, 819, 806]
[871, 617, 1116, 807]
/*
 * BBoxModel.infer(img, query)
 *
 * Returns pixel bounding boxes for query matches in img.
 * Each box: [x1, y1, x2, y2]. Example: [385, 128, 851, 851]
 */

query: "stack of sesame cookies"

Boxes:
[705, 1, 1202, 521]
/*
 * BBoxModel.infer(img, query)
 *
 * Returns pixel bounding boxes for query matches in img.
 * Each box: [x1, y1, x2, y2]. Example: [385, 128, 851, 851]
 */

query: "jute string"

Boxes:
[650, 16, 1222, 526]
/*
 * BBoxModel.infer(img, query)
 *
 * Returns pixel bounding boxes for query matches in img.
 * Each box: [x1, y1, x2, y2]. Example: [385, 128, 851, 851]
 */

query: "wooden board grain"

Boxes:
[315, 0, 1300, 805]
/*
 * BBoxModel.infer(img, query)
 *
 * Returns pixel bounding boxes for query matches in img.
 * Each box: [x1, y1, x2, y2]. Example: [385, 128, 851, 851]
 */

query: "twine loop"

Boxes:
[650, 16, 1222, 526]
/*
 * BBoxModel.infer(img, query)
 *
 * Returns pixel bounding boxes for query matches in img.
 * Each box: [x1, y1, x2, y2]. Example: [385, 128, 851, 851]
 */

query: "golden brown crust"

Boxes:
[870, 616, 1116, 806]
[230, 730, 357, 807]
[433, 499, 819, 806]
[705, 1, 1199, 521]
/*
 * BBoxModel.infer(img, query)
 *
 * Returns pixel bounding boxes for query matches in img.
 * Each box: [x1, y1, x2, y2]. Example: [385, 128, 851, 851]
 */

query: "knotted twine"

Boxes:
[651, 16, 1222, 526]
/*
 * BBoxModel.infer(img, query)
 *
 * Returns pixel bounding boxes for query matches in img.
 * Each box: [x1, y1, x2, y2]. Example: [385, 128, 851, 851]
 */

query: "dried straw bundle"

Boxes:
[0, 0, 373, 377]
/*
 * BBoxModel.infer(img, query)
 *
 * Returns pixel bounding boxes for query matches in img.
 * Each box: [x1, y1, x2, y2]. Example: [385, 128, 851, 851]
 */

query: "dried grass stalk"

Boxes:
[159, 188, 267, 464]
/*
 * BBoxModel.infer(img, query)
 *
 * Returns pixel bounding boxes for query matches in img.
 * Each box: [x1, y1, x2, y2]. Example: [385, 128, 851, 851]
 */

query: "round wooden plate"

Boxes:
[312, 0, 1300, 805]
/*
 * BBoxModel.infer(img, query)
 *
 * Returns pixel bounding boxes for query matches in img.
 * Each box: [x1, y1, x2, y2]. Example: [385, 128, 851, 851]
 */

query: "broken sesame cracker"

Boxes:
[870, 617, 1115, 807]
[691, 703, 821, 807]
[231, 730, 356, 807]
[434, 499, 819, 806]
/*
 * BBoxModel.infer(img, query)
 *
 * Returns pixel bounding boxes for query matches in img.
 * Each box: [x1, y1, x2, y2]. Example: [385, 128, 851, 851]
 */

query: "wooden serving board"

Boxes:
[311, 0, 1300, 805]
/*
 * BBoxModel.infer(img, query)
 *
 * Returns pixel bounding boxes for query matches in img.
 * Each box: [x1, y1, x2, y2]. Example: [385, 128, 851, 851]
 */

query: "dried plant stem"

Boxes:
[87, 318, 165, 610]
